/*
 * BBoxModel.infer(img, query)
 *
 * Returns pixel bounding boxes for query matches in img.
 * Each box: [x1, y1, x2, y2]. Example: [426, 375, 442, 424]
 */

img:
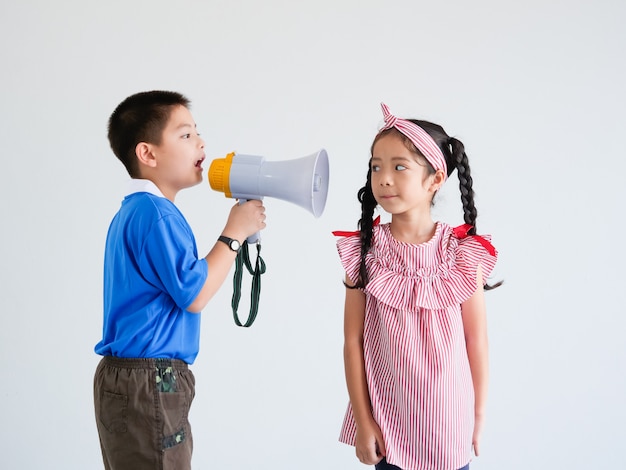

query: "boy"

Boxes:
[93, 90, 266, 469]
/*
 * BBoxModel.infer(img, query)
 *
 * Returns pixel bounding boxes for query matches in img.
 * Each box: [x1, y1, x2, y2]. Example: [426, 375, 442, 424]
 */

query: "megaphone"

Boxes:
[208, 149, 330, 243]
[208, 149, 330, 328]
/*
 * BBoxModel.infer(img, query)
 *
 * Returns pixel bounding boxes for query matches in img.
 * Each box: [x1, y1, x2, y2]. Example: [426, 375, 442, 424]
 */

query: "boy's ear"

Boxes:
[135, 142, 157, 168]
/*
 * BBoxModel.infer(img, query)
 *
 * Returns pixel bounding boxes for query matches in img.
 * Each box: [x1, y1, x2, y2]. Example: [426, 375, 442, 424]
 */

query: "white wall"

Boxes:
[1, 0, 624, 468]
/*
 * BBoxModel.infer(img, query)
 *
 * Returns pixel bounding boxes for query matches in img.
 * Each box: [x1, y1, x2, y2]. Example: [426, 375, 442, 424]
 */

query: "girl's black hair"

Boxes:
[349, 120, 501, 290]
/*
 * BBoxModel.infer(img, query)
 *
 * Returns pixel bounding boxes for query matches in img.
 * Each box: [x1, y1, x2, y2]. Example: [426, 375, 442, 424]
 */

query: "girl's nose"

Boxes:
[379, 173, 392, 186]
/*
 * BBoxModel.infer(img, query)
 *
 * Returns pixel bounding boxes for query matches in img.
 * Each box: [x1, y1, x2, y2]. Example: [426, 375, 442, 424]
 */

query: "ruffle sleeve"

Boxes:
[436, 230, 498, 306]
[454, 231, 497, 287]
[364, 224, 497, 311]
[334, 234, 363, 287]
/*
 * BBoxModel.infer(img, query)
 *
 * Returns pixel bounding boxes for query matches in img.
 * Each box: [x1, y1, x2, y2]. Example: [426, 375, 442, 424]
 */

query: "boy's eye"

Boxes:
[182, 132, 201, 139]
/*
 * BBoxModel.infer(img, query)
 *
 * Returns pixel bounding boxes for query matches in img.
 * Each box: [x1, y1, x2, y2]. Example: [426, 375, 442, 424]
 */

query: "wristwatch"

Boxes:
[218, 235, 241, 252]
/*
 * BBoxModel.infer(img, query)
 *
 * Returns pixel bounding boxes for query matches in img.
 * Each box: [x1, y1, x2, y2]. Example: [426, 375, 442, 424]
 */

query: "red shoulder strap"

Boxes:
[332, 216, 380, 237]
[452, 224, 496, 256]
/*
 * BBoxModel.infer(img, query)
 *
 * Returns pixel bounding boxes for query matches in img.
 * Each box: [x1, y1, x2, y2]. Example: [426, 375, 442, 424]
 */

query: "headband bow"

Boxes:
[379, 103, 448, 180]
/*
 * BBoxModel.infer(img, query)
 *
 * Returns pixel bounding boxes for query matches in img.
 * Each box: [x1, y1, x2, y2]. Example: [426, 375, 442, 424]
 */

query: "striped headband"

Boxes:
[379, 103, 448, 180]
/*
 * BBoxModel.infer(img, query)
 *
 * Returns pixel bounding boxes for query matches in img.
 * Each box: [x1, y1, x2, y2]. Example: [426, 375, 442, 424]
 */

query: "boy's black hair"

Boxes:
[351, 120, 501, 290]
[107, 90, 190, 177]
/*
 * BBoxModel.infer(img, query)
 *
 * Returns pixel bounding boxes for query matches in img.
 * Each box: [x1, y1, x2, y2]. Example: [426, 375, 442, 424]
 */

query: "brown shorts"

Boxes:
[93, 356, 195, 470]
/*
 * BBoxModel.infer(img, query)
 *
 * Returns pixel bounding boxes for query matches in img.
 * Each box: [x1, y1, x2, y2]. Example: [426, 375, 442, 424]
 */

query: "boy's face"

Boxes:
[147, 105, 206, 200]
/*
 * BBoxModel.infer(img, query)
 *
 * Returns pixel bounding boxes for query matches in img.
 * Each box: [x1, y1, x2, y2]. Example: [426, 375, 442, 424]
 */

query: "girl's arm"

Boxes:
[343, 276, 386, 465]
[461, 266, 489, 457]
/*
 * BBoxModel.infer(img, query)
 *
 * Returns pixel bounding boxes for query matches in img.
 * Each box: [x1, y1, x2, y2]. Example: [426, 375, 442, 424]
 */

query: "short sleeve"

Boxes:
[454, 232, 498, 287]
[335, 234, 363, 286]
[141, 214, 208, 310]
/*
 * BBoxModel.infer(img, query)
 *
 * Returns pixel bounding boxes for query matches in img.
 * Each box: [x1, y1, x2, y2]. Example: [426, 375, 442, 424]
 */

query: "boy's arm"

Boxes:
[187, 200, 266, 313]
[461, 265, 489, 456]
[343, 276, 386, 464]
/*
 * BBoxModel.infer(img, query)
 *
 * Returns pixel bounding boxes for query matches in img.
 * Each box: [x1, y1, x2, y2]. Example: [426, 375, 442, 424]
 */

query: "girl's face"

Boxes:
[370, 133, 442, 216]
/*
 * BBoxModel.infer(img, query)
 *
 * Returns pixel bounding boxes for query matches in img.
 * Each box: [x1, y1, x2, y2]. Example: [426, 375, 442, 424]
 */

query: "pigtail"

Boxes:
[449, 137, 478, 235]
[347, 163, 377, 290]
[449, 136, 502, 290]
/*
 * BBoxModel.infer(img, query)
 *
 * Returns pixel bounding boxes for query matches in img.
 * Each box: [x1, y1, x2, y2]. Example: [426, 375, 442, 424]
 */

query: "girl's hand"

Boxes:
[472, 413, 485, 456]
[355, 420, 386, 465]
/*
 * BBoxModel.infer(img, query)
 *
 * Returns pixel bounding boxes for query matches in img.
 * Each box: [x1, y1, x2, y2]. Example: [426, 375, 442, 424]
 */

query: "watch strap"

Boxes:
[218, 235, 240, 252]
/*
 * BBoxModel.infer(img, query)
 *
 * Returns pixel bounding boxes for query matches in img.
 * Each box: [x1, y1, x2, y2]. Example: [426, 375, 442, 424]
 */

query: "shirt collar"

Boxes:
[125, 179, 166, 198]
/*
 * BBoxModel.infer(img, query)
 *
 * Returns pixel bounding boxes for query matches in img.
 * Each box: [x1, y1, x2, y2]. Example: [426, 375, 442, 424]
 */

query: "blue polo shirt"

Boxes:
[95, 180, 208, 364]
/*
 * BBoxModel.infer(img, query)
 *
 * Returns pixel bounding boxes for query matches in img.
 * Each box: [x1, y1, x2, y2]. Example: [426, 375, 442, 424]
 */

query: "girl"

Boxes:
[334, 104, 499, 470]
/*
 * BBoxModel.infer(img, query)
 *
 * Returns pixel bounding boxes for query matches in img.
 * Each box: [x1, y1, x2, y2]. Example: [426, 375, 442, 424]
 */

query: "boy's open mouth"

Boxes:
[195, 157, 205, 168]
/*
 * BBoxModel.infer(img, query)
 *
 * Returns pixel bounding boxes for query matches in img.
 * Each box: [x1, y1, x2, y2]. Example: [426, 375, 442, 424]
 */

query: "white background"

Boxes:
[1, 1, 624, 469]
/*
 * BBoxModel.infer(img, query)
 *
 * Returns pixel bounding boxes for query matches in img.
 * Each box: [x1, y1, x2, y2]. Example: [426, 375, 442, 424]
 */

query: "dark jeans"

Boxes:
[94, 356, 195, 470]
[375, 458, 470, 470]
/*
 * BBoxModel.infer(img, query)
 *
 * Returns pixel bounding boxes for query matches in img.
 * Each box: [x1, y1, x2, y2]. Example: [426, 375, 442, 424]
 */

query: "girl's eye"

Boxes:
[395, 164, 407, 171]
[371, 165, 380, 172]
[182, 134, 191, 139]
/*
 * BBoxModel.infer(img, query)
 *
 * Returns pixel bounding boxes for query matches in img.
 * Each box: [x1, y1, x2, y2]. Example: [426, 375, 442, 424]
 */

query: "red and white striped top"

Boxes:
[336, 222, 497, 470]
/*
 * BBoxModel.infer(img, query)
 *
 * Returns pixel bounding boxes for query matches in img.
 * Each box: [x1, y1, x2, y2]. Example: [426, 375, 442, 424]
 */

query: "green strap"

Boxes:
[231, 242, 267, 327]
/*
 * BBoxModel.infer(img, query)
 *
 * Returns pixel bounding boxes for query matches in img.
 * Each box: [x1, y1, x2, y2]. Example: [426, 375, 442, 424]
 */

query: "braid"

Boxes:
[348, 163, 377, 289]
[449, 137, 478, 235]
[448, 136, 502, 290]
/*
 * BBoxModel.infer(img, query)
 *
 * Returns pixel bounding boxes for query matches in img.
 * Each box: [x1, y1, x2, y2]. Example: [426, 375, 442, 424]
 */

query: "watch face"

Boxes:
[219, 236, 241, 252]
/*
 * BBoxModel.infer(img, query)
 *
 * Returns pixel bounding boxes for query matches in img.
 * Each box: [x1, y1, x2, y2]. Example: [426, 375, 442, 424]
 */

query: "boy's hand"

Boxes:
[188, 200, 267, 312]
[223, 200, 266, 242]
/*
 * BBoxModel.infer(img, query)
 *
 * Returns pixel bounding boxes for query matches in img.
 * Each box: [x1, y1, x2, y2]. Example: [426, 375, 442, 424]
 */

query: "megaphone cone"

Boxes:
[208, 149, 329, 218]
